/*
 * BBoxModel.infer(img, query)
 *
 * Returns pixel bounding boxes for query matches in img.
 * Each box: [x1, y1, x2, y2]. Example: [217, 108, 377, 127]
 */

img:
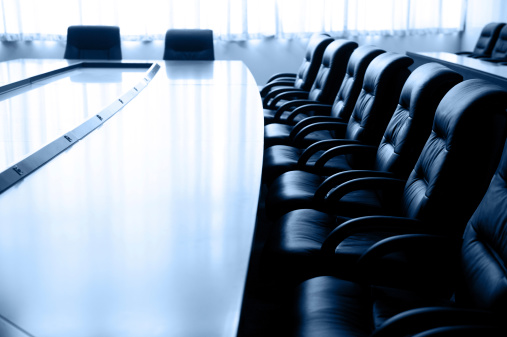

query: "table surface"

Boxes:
[0, 59, 264, 337]
[406, 51, 507, 81]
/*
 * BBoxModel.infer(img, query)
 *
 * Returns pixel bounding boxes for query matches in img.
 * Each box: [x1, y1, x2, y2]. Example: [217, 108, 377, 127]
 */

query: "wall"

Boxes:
[461, 0, 507, 52]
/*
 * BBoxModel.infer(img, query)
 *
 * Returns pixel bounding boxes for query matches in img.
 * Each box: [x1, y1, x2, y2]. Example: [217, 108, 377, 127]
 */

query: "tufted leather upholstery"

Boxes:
[374, 63, 463, 178]
[260, 79, 507, 288]
[260, 34, 334, 98]
[460, 142, 507, 312]
[288, 134, 507, 337]
[263, 45, 385, 149]
[163, 29, 215, 60]
[263, 39, 358, 124]
[262, 52, 413, 190]
[294, 34, 335, 91]
[456, 22, 505, 58]
[479, 25, 507, 62]
[64, 26, 122, 60]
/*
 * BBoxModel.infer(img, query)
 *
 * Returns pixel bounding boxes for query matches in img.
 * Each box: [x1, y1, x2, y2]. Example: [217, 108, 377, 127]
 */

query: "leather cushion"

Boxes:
[292, 276, 453, 337]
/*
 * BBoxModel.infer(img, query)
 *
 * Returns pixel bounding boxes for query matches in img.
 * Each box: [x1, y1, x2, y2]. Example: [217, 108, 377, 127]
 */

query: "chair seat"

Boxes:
[293, 276, 454, 337]
[262, 146, 355, 187]
[265, 165, 385, 219]
[262, 209, 392, 284]
[266, 171, 325, 219]
[263, 146, 316, 185]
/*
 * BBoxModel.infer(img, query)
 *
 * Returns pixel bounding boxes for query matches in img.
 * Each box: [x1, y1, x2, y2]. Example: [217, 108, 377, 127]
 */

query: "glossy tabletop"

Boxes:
[406, 51, 507, 87]
[0, 59, 264, 337]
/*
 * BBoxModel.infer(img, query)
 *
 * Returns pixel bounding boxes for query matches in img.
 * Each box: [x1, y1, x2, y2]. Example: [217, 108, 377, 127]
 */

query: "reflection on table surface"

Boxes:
[0, 67, 147, 171]
[0, 60, 263, 337]
[407, 51, 507, 79]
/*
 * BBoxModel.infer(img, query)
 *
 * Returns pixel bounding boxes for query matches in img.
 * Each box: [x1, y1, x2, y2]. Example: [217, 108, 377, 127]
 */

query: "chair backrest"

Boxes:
[163, 29, 215, 61]
[401, 79, 507, 235]
[293, 33, 334, 91]
[344, 52, 413, 147]
[330, 45, 385, 121]
[64, 25, 122, 60]
[373, 63, 463, 178]
[460, 139, 507, 312]
[306, 39, 358, 104]
[472, 22, 505, 56]
[490, 25, 507, 59]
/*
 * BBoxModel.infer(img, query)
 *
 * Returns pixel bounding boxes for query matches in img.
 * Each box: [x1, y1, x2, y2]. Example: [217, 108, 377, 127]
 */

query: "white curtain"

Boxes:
[0, 0, 465, 41]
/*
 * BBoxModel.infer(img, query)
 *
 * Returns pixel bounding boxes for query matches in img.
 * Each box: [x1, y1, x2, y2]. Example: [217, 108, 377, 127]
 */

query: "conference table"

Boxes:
[406, 51, 507, 89]
[0, 58, 264, 336]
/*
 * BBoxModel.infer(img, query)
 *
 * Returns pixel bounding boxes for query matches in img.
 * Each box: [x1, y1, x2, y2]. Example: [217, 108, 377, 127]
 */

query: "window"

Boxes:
[0, 0, 465, 41]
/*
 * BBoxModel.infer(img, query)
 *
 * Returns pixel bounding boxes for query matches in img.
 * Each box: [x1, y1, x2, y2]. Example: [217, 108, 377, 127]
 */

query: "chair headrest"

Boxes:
[362, 52, 414, 94]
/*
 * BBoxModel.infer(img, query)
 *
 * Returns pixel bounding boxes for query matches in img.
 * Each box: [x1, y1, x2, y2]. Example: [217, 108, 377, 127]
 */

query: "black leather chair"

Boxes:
[455, 22, 505, 58]
[263, 63, 463, 219]
[163, 29, 215, 60]
[263, 45, 385, 149]
[260, 33, 333, 97]
[262, 52, 413, 187]
[263, 39, 358, 124]
[261, 79, 507, 287]
[64, 25, 122, 60]
[476, 25, 507, 62]
[287, 134, 507, 337]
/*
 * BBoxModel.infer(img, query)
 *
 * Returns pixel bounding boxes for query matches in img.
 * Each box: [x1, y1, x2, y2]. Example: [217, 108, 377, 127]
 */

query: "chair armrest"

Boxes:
[292, 122, 348, 146]
[262, 87, 307, 108]
[286, 104, 334, 124]
[411, 325, 504, 336]
[262, 85, 304, 109]
[455, 51, 472, 55]
[324, 176, 406, 208]
[357, 234, 462, 274]
[267, 90, 310, 110]
[313, 144, 378, 173]
[373, 307, 502, 337]
[266, 72, 296, 83]
[259, 80, 297, 97]
[297, 139, 361, 168]
[273, 99, 320, 120]
[479, 57, 507, 63]
[313, 169, 395, 202]
[320, 215, 427, 254]
[290, 115, 344, 139]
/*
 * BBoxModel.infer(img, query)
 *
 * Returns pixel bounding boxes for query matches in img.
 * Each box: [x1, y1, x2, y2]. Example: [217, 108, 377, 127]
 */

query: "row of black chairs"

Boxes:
[250, 33, 507, 336]
[63, 25, 215, 61]
[456, 21, 507, 63]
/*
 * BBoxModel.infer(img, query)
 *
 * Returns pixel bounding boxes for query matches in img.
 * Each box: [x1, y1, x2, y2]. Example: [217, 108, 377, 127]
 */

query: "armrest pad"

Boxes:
[259, 80, 297, 97]
[373, 307, 502, 337]
[325, 176, 406, 207]
[411, 325, 503, 336]
[480, 57, 507, 63]
[262, 87, 304, 107]
[268, 90, 310, 110]
[290, 114, 343, 138]
[286, 104, 334, 123]
[321, 215, 425, 254]
[266, 72, 297, 83]
[273, 99, 319, 120]
[313, 169, 395, 202]
[313, 144, 377, 173]
[356, 234, 459, 275]
[293, 122, 348, 146]
[297, 139, 361, 168]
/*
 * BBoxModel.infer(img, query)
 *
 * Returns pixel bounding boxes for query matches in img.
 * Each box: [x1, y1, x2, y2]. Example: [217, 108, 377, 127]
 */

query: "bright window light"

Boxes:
[0, 0, 465, 41]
